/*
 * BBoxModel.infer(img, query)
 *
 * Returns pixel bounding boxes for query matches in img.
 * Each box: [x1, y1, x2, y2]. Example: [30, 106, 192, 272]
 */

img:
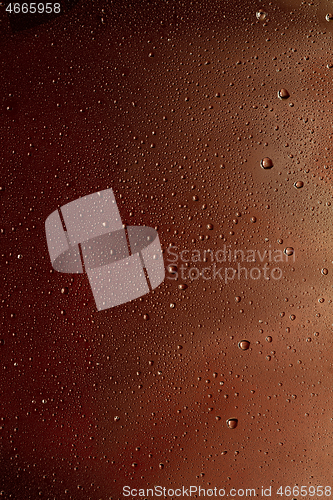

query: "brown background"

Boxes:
[1, 0, 333, 498]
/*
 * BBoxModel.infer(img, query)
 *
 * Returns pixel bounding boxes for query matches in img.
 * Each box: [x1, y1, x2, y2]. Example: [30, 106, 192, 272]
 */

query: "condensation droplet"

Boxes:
[256, 9, 267, 21]
[321, 268, 328, 275]
[238, 340, 250, 350]
[207, 223, 213, 230]
[284, 247, 294, 256]
[266, 336, 272, 342]
[278, 88, 290, 100]
[227, 418, 238, 429]
[235, 296, 241, 302]
[168, 265, 178, 274]
[261, 157, 273, 169]
[294, 181, 304, 189]
[179, 283, 188, 290]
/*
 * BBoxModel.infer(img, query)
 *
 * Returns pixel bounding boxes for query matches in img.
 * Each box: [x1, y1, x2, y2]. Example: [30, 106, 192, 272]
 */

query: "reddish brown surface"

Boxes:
[1, 0, 333, 498]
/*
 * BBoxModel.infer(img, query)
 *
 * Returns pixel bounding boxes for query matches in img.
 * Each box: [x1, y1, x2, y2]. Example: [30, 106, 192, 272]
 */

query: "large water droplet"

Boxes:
[238, 340, 250, 350]
[256, 9, 267, 21]
[284, 247, 294, 256]
[294, 181, 304, 189]
[278, 88, 290, 100]
[261, 157, 273, 169]
[227, 418, 238, 429]
[168, 265, 178, 274]
[321, 268, 328, 275]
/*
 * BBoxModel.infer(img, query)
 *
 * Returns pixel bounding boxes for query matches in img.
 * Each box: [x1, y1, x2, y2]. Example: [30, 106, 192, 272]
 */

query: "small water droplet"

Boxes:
[266, 336, 272, 342]
[227, 418, 238, 429]
[294, 181, 304, 188]
[278, 88, 290, 99]
[238, 340, 250, 350]
[326, 13, 333, 21]
[170, 303, 175, 308]
[235, 296, 241, 302]
[114, 416, 120, 421]
[17, 254, 23, 259]
[250, 216, 257, 223]
[321, 268, 328, 275]
[207, 223, 213, 230]
[318, 297, 325, 303]
[284, 247, 294, 256]
[261, 157, 273, 169]
[179, 283, 188, 290]
[143, 314, 150, 320]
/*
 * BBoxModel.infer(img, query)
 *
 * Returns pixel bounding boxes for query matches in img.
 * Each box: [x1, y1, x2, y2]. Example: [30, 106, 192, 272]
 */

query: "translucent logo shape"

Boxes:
[45, 189, 165, 311]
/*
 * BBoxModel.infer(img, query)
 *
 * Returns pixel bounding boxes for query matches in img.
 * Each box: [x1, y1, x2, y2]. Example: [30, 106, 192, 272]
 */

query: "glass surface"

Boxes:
[1, 0, 333, 498]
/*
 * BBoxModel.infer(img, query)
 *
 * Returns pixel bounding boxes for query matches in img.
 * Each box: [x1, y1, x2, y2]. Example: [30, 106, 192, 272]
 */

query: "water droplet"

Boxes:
[294, 181, 304, 188]
[114, 416, 120, 421]
[326, 13, 333, 21]
[170, 303, 175, 308]
[321, 268, 328, 275]
[143, 314, 150, 320]
[318, 297, 325, 303]
[238, 340, 250, 350]
[159, 463, 164, 469]
[17, 254, 23, 259]
[284, 247, 294, 256]
[277, 238, 283, 244]
[250, 216, 257, 223]
[261, 157, 273, 169]
[168, 265, 178, 274]
[278, 88, 290, 99]
[178, 283, 188, 290]
[61, 287, 69, 294]
[235, 296, 241, 302]
[266, 336, 272, 342]
[256, 9, 267, 20]
[227, 418, 238, 429]
[207, 223, 213, 230]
